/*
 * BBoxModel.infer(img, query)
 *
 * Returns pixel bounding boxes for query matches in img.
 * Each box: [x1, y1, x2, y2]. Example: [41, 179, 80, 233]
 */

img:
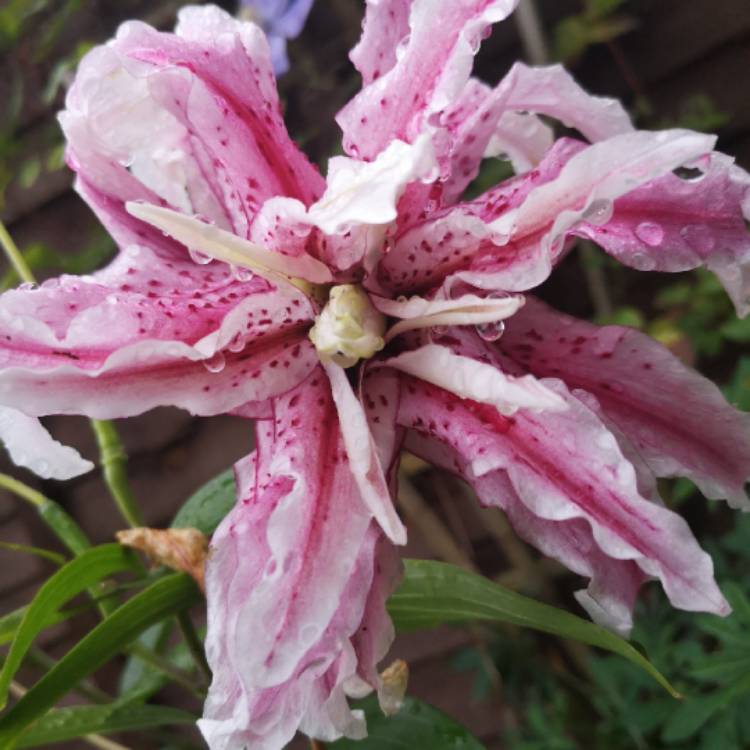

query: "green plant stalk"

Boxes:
[0, 473, 120, 618]
[0, 473, 90, 556]
[90, 420, 143, 528]
[127, 642, 205, 698]
[176, 611, 211, 683]
[0, 220, 34, 283]
[0, 540, 65, 566]
[0, 219, 142, 530]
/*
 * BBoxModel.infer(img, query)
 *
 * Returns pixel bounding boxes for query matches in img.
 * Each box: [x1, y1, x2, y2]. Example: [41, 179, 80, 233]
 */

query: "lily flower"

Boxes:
[1, 3, 749, 748]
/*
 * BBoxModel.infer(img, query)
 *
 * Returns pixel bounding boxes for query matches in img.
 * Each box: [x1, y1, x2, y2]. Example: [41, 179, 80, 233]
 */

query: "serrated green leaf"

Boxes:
[389, 560, 680, 698]
[171, 469, 235, 535]
[0, 544, 140, 709]
[15, 703, 195, 748]
[331, 695, 485, 749]
[0, 574, 201, 747]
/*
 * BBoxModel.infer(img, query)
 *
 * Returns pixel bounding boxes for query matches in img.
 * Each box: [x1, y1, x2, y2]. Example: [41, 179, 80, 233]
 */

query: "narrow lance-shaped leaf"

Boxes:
[15, 703, 196, 749]
[0, 543, 141, 709]
[389, 559, 680, 698]
[0, 573, 202, 748]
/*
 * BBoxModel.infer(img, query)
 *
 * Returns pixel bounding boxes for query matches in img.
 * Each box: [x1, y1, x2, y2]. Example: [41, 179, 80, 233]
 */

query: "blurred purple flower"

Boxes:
[239, 0, 314, 75]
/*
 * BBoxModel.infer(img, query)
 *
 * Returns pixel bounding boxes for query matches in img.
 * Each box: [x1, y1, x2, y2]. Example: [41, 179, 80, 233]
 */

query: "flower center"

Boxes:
[309, 284, 386, 368]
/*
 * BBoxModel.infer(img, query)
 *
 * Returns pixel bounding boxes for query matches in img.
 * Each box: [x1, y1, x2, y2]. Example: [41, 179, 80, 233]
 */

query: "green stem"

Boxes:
[0, 473, 122, 617]
[128, 643, 205, 698]
[0, 220, 34, 284]
[177, 611, 211, 683]
[0, 540, 66, 565]
[0, 472, 90, 556]
[91, 419, 143, 529]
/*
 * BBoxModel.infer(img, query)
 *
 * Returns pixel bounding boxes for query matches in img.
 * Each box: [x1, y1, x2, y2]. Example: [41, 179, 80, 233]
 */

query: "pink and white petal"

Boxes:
[497, 63, 634, 141]
[0, 248, 316, 419]
[349, 0, 411, 87]
[337, 0, 519, 160]
[397, 375, 729, 617]
[382, 343, 565, 415]
[500, 297, 750, 509]
[442, 64, 632, 201]
[404, 430, 646, 635]
[0, 407, 93, 480]
[61, 6, 324, 252]
[573, 152, 750, 315]
[377, 138, 585, 294]
[199, 377, 400, 748]
[60, 42, 241, 244]
[484, 111, 554, 175]
[360, 366, 404, 484]
[323, 361, 406, 544]
[454, 129, 719, 293]
[309, 134, 438, 235]
[373, 291, 523, 341]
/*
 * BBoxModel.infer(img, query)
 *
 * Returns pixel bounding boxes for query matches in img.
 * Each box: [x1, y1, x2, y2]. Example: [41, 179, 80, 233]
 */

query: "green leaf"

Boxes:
[0, 541, 64, 565]
[15, 703, 196, 748]
[0, 544, 141, 709]
[0, 574, 201, 748]
[0, 605, 78, 648]
[171, 468, 236, 535]
[331, 696, 485, 749]
[389, 560, 680, 698]
[721, 317, 750, 343]
[661, 689, 734, 742]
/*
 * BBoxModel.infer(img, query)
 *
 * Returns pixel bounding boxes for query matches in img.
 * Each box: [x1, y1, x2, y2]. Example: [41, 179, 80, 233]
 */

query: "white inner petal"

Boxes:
[374, 293, 524, 342]
[125, 202, 333, 285]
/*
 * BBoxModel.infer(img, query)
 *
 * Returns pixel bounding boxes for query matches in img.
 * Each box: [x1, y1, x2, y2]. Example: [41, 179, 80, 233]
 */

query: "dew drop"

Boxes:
[231, 265, 255, 282]
[476, 319, 506, 342]
[634, 221, 664, 247]
[188, 248, 213, 265]
[227, 333, 245, 353]
[18, 282, 37, 291]
[629, 252, 657, 271]
[582, 199, 613, 226]
[680, 224, 715, 254]
[202, 351, 226, 373]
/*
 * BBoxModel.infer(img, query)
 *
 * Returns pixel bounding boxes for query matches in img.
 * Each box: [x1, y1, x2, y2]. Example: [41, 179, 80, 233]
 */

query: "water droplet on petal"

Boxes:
[231, 265, 254, 282]
[582, 199, 613, 226]
[476, 319, 506, 342]
[680, 224, 715, 254]
[188, 248, 213, 265]
[227, 333, 245, 353]
[202, 351, 226, 373]
[629, 252, 657, 271]
[18, 282, 37, 291]
[634, 221, 664, 247]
